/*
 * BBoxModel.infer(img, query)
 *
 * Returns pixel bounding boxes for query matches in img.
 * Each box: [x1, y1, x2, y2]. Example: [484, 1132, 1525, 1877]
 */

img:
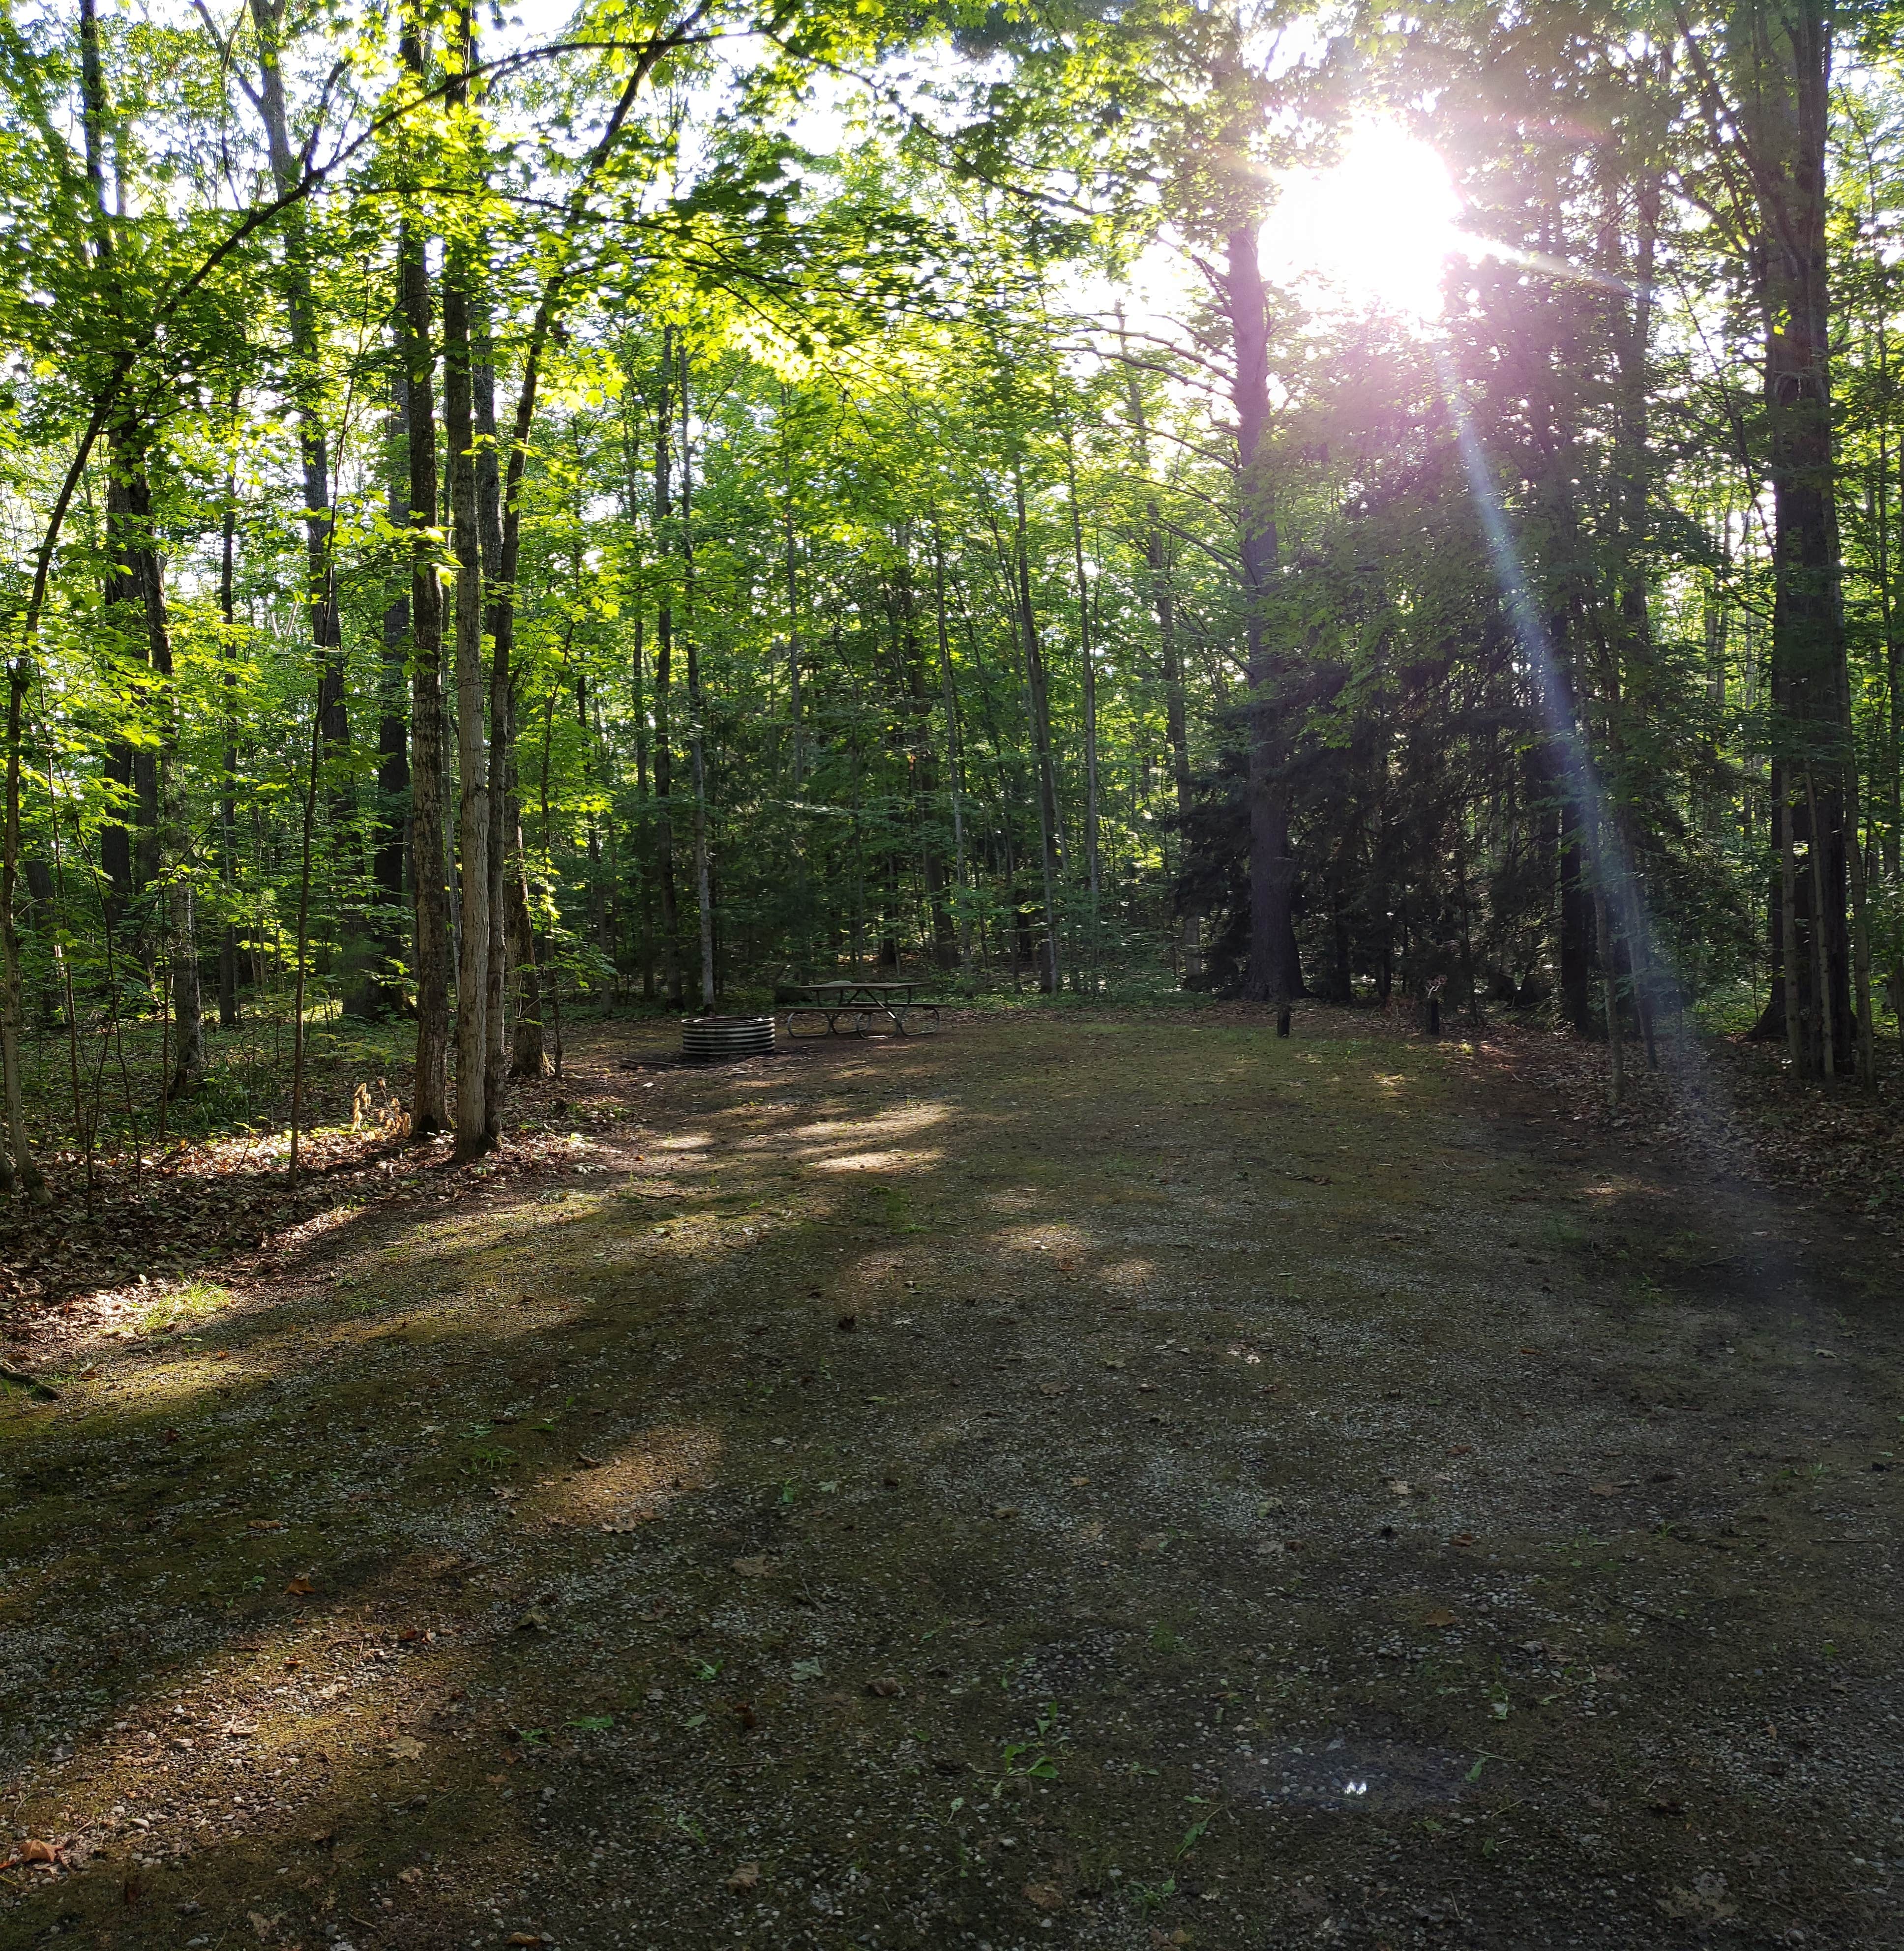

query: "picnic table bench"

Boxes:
[782, 980, 943, 1038]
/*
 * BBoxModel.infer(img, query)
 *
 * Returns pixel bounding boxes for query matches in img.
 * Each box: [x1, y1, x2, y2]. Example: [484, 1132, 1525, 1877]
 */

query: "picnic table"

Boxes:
[782, 980, 942, 1038]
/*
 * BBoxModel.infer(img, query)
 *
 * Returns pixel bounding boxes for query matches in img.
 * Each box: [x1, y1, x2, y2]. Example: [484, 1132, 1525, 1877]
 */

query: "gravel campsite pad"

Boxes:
[1, 1008, 1899, 1949]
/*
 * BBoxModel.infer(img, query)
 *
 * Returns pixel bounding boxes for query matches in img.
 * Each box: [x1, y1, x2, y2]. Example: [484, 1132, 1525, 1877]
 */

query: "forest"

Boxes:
[0, 0, 1899, 1190]
[5, 6, 1904, 1948]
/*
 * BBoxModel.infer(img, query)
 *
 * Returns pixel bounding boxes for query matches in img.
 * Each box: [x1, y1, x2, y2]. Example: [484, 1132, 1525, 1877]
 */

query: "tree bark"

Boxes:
[1225, 222, 1301, 1005]
[1727, 0, 1850, 1069]
[679, 341, 716, 1009]
[0, 663, 46, 1199]
[397, 178, 450, 1133]
[373, 360, 412, 1017]
[218, 483, 241, 1029]
[930, 522, 971, 970]
[487, 287, 559, 1092]
[652, 331, 683, 1005]
[1012, 467, 1062, 992]
[475, 306, 511, 1140]
[249, 0, 352, 1006]
[1061, 424, 1101, 981]
[444, 240, 491, 1158]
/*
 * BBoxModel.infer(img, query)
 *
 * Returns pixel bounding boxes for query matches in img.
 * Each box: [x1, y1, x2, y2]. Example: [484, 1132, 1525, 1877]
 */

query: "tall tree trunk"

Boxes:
[494, 337, 549, 1081]
[1727, 0, 1850, 1070]
[1012, 468, 1062, 992]
[679, 341, 716, 1009]
[475, 305, 512, 1140]
[628, 593, 655, 999]
[148, 510, 203, 1102]
[930, 521, 972, 970]
[781, 401, 812, 968]
[81, 0, 133, 960]
[218, 480, 241, 1029]
[1225, 222, 1301, 1005]
[892, 530, 954, 969]
[1558, 783, 1596, 1034]
[439, 2, 491, 1159]
[373, 361, 412, 1017]
[99, 467, 140, 945]
[444, 243, 490, 1158]
[249, 0, 352, 990]
[1061, 422, 1101, 980]
[1121, 341, 1199, 978]
[397, 176, 450, 1132]
[652, 331, 683, 1006]
[0, 662, 46, 1199]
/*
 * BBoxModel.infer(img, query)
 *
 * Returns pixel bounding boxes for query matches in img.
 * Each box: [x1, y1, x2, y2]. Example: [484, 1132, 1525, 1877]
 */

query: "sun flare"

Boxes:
[1265, 122, 1468, 320]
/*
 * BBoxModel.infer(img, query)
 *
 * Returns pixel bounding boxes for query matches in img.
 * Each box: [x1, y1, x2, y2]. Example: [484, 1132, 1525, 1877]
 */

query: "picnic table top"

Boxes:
[794, 980, 926, 998]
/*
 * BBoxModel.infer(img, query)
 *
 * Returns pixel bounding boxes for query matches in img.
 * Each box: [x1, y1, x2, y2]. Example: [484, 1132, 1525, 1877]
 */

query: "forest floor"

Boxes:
[0, 1005, 1901, 1951]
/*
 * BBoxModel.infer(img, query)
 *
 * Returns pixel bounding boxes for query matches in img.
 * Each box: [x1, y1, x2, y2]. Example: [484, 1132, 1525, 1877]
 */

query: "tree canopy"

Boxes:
[3, 0, 1902, 1191]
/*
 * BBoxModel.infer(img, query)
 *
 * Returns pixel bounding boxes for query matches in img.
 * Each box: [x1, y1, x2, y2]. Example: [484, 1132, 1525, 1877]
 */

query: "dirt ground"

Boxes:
[1, 1006, 1900, 1950]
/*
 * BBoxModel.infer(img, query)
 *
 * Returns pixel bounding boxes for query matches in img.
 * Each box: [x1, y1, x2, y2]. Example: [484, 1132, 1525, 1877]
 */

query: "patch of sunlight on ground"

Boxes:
[44, 1577, 523, 1882]
[1100, 1254, 1160, 1286]
[99, 1279, 238, 1337]
[791, 1101, 950, 1143]
[997, 1223, 1093, 1255]
[527, 1423, 722, 1533]
[653, 1131, 712, 1151]
[809, 1148, 944, 1173]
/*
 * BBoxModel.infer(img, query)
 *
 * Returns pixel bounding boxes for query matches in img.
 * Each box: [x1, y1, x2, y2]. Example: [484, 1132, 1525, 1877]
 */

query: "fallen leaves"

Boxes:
[387, 1737, 425, 1761]
[284, 1576, 316, 1596]
[4, 1839, 63, 1872]
[1448, 1532, 1476, 1548]
[730, 1555, 776, 1578]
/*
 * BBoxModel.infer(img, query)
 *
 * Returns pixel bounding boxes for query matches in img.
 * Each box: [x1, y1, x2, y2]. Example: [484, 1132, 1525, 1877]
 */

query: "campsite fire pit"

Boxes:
[681, 1015, 776, 1062]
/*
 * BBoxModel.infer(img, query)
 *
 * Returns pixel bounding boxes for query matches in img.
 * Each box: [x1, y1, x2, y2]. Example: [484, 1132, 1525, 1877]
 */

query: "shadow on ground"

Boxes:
[2, 1009, 1898, 1949]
